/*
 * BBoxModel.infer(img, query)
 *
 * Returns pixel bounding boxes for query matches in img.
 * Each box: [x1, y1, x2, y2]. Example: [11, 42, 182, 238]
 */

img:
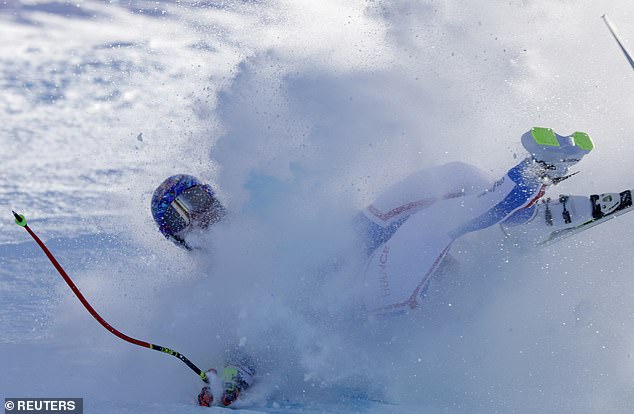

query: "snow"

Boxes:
[2, 0, 634, 413]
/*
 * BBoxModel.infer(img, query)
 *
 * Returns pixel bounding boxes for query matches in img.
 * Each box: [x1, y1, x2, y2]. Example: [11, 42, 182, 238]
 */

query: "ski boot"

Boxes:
[521, 127, 594, 183]
[220, 364, 255, 406]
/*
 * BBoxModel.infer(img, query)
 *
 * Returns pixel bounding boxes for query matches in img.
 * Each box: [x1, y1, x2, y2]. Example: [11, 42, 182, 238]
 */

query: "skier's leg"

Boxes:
[358, 202, 456, 314]
[359, 158, 546, 314]
[356, 162, 490, 255]
[362, 162, 491, 226]
[359, 128, 595, 314]
[446, 127, 595, 238]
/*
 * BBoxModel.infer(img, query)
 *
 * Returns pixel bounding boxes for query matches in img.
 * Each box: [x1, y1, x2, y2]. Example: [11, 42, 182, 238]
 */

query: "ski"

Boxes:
[538, 190, 633, 246]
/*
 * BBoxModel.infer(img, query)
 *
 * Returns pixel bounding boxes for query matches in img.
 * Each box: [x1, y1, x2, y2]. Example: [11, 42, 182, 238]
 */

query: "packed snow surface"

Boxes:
[1, 0, 634, 413]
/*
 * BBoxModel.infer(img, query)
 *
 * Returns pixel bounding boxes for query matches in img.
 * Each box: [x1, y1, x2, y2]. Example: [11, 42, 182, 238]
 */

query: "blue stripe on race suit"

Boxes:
[449, 160, 544, 238]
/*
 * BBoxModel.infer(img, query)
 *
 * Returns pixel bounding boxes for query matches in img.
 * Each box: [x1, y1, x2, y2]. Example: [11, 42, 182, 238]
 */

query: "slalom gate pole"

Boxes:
[12, 211, 209, 384]
[602, 14, 634, 71]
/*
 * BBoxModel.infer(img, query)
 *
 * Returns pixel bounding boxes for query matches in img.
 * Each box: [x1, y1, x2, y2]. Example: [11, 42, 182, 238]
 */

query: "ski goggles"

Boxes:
[162, 185, 224, 237]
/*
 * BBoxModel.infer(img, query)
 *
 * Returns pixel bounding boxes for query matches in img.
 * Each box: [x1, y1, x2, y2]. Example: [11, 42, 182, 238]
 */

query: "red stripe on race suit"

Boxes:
[367, 191, 464, 223]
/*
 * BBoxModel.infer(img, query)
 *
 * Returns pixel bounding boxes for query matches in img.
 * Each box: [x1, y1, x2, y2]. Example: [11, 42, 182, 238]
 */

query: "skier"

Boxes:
[150, 127, 632, 405]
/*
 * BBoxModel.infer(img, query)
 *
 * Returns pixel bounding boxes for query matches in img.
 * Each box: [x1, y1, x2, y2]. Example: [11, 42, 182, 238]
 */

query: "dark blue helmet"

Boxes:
[151, 174, 226, 249]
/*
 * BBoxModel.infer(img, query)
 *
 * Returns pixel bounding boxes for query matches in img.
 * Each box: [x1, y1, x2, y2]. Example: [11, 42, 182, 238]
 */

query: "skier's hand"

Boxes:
[220, 388, 239, 407]
[220, 368, 245, 406]
[219, 364, 254, 406]
[197, 386, 213, 407]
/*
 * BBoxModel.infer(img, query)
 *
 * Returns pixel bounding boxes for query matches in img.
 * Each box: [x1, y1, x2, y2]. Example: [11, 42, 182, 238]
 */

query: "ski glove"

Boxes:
[197, 386, 213, 407]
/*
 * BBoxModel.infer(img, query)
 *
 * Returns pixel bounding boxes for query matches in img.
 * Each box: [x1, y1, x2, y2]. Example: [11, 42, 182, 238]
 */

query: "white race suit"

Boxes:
[356, 160, 598, 314]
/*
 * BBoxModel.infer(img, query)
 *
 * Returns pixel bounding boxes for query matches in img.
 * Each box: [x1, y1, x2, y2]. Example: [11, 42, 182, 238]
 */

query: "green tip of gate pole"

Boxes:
[12, 211, 27, 227]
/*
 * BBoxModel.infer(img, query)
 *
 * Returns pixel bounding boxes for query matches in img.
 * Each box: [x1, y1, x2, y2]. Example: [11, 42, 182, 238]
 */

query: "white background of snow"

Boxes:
[1, 0, 634, 413]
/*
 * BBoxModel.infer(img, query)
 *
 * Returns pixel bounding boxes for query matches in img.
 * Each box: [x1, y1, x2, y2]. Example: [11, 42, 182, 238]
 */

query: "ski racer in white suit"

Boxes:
[153, 127, 631, 315]
[150, 127, 632, 406]
[354, 127, 629, 314]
